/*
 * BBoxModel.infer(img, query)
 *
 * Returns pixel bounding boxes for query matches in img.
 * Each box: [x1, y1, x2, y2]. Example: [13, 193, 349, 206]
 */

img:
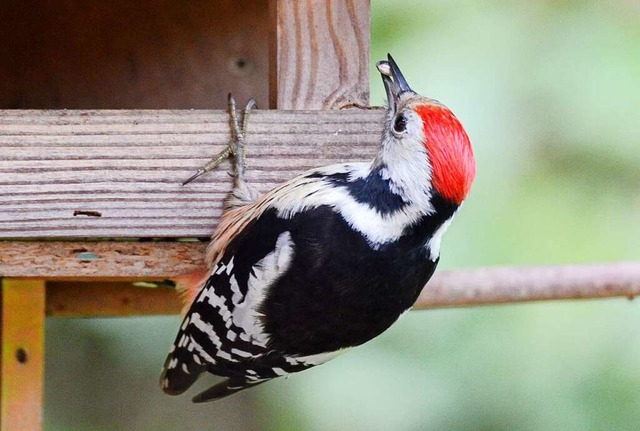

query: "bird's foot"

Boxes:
[182, 95, 257, 186]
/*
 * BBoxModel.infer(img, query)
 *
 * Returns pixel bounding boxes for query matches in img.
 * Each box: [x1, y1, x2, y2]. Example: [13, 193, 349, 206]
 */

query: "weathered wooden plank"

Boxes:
[0, 242, 206, 279]
[46, 281, 180, 317]
[269, 0, 370, 109]
[0, 109, 384, 238]
[0, 279, 45, 431]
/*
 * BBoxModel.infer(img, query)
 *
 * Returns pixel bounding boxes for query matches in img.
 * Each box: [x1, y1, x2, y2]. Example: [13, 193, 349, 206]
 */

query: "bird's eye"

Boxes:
[393, 115, 407, 134]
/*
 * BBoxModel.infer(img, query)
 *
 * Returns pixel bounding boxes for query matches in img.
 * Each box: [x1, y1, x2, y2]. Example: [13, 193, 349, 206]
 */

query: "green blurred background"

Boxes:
[44, 1, 640, 429]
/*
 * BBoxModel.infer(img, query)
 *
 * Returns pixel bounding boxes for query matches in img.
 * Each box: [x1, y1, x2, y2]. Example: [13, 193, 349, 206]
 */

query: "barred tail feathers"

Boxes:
[160, 330, 207, 396]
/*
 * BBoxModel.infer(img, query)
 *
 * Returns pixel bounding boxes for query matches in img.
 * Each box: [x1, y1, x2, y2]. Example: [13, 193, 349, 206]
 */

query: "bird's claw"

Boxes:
[182, 95, 257, 185]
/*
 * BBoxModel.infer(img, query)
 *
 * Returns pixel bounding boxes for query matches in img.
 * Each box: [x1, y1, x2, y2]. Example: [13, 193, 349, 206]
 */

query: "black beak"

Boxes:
[376, 54, 414, 113]
[387, 54, 413, 94]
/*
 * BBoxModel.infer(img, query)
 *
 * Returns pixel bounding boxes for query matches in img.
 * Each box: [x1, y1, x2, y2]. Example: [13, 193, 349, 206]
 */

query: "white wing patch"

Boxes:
[231, 231, 295, 348]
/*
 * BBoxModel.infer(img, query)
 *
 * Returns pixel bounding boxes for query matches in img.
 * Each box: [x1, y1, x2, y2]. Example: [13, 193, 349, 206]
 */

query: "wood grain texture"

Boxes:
[270, 0, 370, 109]
[0, 109, 384, 238]
[0, 0, 269, 109]
[46, 281, 180, 317]
[0, 279, 45, 431]
[0, 242, 206, 279]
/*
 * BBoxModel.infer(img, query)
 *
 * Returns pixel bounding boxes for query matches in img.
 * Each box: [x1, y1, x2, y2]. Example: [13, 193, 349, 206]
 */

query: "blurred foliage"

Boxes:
[45, 1, 639, 430]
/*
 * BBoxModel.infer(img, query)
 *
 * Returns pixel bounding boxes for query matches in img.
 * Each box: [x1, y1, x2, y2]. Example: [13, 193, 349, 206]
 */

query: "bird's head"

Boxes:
[376, 55, 475, 207]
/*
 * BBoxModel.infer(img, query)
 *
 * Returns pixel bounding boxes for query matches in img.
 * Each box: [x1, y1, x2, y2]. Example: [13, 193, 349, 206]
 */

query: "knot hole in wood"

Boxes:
[16, 347, 28, 364]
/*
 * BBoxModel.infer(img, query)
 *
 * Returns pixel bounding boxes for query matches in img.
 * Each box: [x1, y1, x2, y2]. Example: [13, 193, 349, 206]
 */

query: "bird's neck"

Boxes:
[368, 153, 433, 217]
[359, 158, 458, 259]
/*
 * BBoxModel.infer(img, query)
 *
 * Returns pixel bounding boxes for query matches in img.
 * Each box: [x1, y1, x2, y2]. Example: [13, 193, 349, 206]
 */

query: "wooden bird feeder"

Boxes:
[0, 1, 373, 429]
[1, 1, 639, 430]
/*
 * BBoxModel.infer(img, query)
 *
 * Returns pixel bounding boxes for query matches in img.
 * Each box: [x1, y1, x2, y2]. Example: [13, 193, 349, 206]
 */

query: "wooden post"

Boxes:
[269, 0, 370, 110]
[0, 279, 45, 431]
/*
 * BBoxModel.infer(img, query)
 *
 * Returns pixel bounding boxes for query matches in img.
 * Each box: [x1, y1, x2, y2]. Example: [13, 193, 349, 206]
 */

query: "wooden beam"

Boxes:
[269, 0, 370, 109]
[0, 241, 206, 279]
[0, 109, 383, 238]
[0, 279, 45, 431]
[46, 281, 180, 317]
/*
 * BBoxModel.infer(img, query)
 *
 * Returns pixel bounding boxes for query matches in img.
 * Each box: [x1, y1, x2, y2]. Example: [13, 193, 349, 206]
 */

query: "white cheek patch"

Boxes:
[426, 215, 455, 261]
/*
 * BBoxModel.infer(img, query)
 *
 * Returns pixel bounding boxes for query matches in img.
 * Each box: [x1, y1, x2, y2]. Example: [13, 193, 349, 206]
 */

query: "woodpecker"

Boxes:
[161, 54, 475, 402]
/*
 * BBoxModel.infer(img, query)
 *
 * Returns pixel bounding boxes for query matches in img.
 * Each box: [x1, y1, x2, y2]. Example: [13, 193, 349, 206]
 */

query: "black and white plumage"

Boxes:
[161, 55, 476, 402]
